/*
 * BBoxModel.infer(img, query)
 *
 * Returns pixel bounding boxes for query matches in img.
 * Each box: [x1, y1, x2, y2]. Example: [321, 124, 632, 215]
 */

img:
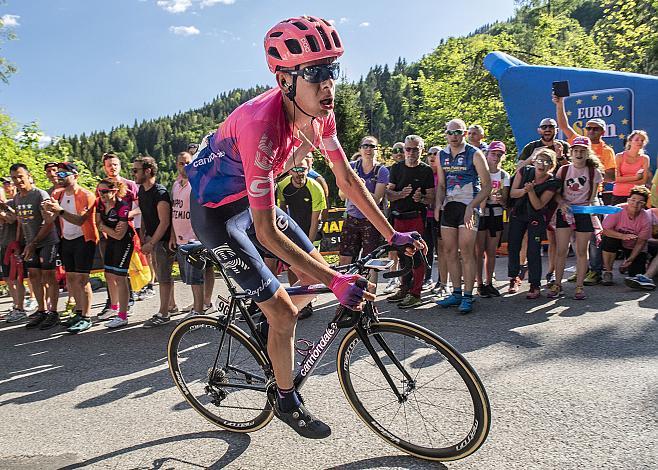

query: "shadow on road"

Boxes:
[325, 454, 447, 469]
[60, 430, 250, 469]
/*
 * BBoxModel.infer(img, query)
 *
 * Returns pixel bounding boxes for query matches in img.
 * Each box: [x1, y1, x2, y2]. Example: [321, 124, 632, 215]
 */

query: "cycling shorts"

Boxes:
[104, 235, 134, 277]
[60, 236, 96, 274]
[190, 197, 315, 303]
[441, 201, 480, 231]
[24, 243, 59, 270]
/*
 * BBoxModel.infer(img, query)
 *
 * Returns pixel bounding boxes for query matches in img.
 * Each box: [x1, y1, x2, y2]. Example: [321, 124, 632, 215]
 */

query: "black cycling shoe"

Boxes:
[25, 310, 48, 329]
[273, 399, 331, 439]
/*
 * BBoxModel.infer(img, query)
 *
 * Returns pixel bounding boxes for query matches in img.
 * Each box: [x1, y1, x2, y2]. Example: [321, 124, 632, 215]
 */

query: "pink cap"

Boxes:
[487, 141, 506, 153]
[571, 136, 591, 148]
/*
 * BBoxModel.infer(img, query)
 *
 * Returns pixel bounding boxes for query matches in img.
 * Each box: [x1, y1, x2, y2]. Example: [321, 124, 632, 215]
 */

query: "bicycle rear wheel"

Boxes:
[337, 318, 490, 461]
[167, 316, 273, 432]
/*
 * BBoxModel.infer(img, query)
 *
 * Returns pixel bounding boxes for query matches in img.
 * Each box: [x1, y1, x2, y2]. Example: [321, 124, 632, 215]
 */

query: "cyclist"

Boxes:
[186, 15, 424, 440]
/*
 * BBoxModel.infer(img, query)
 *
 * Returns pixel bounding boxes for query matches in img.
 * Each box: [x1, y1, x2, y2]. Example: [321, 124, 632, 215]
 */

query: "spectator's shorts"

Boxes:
[151, 240, 176, 284]
[104, 235, 134, 277]
[177, 243, 205, 285]
[555, 210, 594, 233]
[339, 215, 384, 258]
[441, 201, 480, 231]
[478, 214, 504, 234]
[60, 236, 96, 274]
[24, 243, 59, 270]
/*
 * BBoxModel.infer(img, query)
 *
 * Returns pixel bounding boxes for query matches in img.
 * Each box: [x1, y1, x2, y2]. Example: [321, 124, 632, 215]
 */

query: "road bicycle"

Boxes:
[167, 243, 491, 461]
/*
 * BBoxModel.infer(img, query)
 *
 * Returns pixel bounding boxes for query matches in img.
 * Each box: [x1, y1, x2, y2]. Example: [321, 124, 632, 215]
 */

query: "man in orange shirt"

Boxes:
[44, 163, 98, 333]
[554, 94, 616, 285]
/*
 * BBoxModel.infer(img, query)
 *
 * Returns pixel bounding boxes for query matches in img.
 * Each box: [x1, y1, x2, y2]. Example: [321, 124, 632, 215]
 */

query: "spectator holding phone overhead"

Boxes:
[611, 130, 651, 205]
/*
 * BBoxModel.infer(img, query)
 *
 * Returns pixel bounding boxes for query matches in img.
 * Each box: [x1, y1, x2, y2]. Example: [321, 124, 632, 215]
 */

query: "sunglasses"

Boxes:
[291, 167, 307, 173]
[97, 188, 116, 194]
[540, 125, 556, 130]
[585, 126, 603, 131]
[391, 148, 404, 154]
[285, 62, 340, 84]
[445, 129, 465, 136]
[534, 160, 552, 165]
[56, 171, 73, 178]
[428, 152, 438, 156]
[360, 143, 377, 149]
[404, 147, 421, 153]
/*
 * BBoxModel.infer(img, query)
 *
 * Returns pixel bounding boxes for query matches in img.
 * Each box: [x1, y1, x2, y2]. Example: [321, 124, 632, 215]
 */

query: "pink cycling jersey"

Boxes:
[187, 88, 345, 210]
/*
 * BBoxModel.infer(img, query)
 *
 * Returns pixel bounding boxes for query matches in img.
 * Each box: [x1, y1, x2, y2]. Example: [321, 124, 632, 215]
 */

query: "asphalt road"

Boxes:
[0, 260, 656, 470]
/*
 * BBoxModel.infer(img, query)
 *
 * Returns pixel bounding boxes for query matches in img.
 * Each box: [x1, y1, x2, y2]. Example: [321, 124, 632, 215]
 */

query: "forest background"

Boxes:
[1, 0, 656, 204]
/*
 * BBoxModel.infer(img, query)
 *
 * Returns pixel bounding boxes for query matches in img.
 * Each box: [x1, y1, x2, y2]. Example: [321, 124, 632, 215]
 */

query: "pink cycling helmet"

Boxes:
[264, 15, 344, 73]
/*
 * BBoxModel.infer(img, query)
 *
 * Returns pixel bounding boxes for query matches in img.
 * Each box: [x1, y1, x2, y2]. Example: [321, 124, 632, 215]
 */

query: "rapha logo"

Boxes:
[248, 177, 271, 199]
[211, 244, 249, 275]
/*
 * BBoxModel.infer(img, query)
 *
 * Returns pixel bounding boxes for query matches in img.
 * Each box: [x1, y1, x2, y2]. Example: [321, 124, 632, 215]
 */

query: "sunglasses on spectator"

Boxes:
[428, 152, 438, 156]
[534, 159, 552, 165]
[391, 148, 404, 154]
[291, 167, 307, 173]
[405, 147, 421, 153]
[540, 125, 556, 130]
[360, 143, 377, 149]
[284, 62, 340, 84]
[97, 188, 116, 194]
[585, 126, 603, 131]
[56, 171, 74, 178]
[445, 129, 465, 136]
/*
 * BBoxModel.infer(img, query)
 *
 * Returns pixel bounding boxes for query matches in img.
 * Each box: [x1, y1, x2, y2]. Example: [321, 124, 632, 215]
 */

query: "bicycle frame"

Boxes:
[199, 243, 421, 401]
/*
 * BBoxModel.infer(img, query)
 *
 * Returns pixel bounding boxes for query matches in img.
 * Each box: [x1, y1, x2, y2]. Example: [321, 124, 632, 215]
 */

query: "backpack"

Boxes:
[354, 160, 385, 208]
[557, 164, 596, 202]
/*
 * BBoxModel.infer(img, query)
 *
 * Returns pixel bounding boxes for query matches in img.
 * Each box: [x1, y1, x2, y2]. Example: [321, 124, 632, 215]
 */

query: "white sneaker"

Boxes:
[6, 309, 27, 323]
[105, 316, 128, 328]
[24, 298, 38, 312]
[98, 308, 117, 321]
[383, 278, 400, 294]
[421, 279, 435, 291]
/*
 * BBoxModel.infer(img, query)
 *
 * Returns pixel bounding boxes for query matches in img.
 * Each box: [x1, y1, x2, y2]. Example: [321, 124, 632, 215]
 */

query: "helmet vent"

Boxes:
[321, 19, 332, 27]
[306, 35, 320, 52]
[269, 31, 283, 38]
[267, 47, 282, 60]
[284, 39, 302, 54]
[292, 21, 308, 30]
[316, 26, 331, 50]
[331, 31, 341, 48]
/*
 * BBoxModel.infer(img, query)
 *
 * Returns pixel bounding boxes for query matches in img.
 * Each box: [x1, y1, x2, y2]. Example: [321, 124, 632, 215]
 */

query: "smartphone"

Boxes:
[552, 80, 570, 98]
[364, 258, 395, 271]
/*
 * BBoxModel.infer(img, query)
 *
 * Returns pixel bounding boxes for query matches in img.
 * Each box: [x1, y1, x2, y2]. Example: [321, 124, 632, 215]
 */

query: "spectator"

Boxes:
[435, 120, 492, 313]
[518, 118, 570, 164]
[10, 163, 60, 329]
[382, 141, 406, 295]
[43, 162, 59, 195]
[272, 158, 327, 319]
[506, 149, 561, 298]
[305, 153, 330, 202]
[386, 135, 435, 308]
[171, 151, 215, 318]
[624, 204, 657, 290]
[43, 163, 99, 333]
[0, 177, 26, 322]
[612, 130, 651, 205]
[422, 146, 443, 292]
[101, 153, 144, 318]
[95, 179, 135, 328]
[476, 141, 510, 298]
[134, 156, 177, 327]
[601, 186, 653, 284]
[549, 137, 603, 300]
[338, 136, 389, 293]
[467, 124, 488, 151]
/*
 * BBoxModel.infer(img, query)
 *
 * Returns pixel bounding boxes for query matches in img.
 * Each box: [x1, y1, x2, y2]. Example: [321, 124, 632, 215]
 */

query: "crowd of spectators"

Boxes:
[1, 93, 657, 330]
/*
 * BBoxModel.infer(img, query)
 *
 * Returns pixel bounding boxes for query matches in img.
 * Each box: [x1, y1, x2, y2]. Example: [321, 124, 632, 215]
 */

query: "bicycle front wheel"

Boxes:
[337, 318, 490, 461]
[168, 316, 274, 432]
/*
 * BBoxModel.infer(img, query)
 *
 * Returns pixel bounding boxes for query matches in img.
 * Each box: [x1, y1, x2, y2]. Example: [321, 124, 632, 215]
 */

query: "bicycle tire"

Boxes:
[337, 318, 490, 461]
[167, 316, 274, 433]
